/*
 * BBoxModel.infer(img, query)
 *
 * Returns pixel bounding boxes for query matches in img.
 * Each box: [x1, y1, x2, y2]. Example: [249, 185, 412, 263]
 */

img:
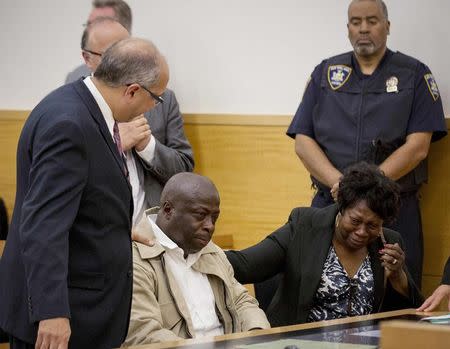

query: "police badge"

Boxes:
[386, 76, 398, 93]
[424, 73, 440, 101]
[328, 65, 352, 90]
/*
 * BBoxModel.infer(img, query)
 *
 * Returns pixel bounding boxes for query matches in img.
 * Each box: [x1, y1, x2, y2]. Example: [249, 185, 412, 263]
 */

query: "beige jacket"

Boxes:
[123, 218, 270, 346]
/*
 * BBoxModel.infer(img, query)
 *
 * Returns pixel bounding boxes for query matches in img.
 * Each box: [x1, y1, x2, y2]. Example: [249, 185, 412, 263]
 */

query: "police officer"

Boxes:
[287, 0, 447, 287]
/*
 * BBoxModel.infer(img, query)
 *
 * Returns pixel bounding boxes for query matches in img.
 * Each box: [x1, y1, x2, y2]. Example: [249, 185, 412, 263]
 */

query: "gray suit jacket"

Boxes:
[137, 89, 194, 207]
[65, 66, 194, 207]
[65, 64, 91, 83]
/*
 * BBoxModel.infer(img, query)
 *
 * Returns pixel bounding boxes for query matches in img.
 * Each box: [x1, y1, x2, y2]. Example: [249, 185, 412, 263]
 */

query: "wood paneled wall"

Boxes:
[0, 111, 26, 218]
[0, 110, 449, 298]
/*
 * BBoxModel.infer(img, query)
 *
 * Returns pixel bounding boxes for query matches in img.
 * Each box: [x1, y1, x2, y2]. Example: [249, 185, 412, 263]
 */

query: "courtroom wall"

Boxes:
[0, 0, 449, 115]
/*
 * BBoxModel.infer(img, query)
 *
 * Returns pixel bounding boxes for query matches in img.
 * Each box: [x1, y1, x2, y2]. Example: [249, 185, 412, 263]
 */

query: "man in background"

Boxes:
[287, 0, 447, 287]
[66, 0, 132, 82]
[0, 38, 169, 349]
[67, 0, 194, 219]
[79, 17, 129, 74]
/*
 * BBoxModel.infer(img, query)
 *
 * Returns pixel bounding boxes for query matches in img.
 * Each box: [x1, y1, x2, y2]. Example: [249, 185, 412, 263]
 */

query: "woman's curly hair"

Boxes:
[337, 162, 400, 223]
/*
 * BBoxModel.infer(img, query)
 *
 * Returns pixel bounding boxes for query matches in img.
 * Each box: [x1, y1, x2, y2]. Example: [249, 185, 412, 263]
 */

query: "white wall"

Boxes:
[1, 0, 449, 115]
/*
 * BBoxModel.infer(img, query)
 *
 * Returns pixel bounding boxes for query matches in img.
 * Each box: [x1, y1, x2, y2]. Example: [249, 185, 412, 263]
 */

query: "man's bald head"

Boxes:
[156, 173, 220, 258]
[81, 17, 129, 72]
[160, 173, 219, 206]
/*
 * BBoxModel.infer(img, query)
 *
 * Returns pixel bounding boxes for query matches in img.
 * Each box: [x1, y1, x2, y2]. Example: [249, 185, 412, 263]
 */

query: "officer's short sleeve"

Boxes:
[286, 63, 323, 139]
[407, 63, 447, 142]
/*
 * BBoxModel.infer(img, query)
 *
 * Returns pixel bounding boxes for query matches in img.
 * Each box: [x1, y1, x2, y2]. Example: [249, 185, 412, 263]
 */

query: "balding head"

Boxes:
[95, 37, 168, 90]
[81, 17, 129, 72]
[93, 38, 169, 122]
[160, 173, 218, 205]
[156, 173, 220, 258]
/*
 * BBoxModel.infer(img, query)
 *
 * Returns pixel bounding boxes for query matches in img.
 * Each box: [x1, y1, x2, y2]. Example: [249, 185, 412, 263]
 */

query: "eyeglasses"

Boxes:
[126, 83, 164, 105]
[83, 49, 102, 57]
[127, 84, 164, 105]
[141, 85, 164, 105]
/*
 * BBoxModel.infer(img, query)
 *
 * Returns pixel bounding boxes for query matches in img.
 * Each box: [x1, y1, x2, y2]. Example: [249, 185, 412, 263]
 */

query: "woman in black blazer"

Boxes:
[227, 162, 422, 327]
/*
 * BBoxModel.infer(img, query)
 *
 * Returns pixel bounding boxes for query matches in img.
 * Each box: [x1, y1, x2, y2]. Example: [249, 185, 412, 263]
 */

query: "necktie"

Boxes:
[113, 121, 129, 178]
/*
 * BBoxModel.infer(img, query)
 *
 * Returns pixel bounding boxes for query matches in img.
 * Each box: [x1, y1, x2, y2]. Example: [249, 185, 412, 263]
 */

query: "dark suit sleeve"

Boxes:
[442, 257, 450, 285]
[0, 198, 8, 240]
[225, 209, 300, 284]
[139, 90, 194, 184]
[20, 118, 88, 322]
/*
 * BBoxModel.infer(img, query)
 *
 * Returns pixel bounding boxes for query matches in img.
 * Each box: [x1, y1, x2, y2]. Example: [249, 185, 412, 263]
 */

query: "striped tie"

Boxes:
[113, 121, 129, 178]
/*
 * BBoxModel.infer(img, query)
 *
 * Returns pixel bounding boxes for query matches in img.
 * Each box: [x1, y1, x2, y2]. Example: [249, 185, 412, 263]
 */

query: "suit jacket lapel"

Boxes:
[73, 80, 132, 192]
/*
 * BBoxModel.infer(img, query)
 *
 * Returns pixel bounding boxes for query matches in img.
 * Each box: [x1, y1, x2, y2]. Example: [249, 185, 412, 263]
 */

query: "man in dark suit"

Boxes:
[0, 38, 169, 349]
[72, 15, 194, 228]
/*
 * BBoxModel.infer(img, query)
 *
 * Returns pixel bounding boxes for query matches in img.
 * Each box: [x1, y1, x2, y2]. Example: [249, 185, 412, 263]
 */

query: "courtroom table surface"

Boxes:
[124, 309, 446, 349]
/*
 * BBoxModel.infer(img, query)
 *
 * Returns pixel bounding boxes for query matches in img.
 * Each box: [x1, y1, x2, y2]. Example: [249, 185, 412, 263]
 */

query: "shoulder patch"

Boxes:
[424, 73, 440, 101]
[327, 65, 352, 90]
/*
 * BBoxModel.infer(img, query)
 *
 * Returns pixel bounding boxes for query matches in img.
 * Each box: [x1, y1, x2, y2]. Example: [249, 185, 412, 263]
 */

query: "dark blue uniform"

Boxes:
[287, 49, 447, 287]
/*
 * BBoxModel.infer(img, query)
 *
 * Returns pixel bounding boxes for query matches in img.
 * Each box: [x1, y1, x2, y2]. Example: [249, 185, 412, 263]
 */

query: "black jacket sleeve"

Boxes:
[225, 209, 300, 284]
[442, 257, 450, 285]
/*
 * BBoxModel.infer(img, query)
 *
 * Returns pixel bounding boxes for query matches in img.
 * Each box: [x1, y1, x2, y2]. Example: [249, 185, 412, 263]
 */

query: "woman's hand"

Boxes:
[417, 284, 450, 311]
[380, 243, 409, 296]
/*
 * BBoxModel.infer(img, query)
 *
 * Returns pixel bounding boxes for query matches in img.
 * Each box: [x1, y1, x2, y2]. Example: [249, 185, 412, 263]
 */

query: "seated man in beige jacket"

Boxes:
[123, 172, 270, 346]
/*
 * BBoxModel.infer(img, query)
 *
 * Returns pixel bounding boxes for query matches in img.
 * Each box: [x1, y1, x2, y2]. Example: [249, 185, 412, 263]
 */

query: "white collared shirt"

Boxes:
[83, 77, 154, 227]
[148, 215, 224, 338]
[83, 76, 115, 137]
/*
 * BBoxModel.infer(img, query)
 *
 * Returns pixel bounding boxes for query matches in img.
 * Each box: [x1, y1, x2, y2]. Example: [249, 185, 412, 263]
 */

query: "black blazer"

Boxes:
[0, 80, 133, 348]
[227, 204, 423, 327]
[442, 257, 450, 285]
[0, 198, 7, 240]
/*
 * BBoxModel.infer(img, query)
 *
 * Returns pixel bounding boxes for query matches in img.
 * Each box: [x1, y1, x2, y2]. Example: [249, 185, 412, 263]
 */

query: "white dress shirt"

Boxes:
[148, 215, 224, 338]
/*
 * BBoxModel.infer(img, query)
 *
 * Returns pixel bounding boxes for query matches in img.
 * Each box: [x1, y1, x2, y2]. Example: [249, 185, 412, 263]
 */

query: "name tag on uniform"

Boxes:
[386, 76, 398, 93]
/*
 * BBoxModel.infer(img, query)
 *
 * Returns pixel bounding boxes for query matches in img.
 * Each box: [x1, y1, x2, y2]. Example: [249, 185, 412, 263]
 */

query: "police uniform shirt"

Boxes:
[287, 49, 447, 183]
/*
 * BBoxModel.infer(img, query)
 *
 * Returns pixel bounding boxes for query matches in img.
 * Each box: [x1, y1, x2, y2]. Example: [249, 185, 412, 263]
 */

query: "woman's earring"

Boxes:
[335, 212, 341, 229]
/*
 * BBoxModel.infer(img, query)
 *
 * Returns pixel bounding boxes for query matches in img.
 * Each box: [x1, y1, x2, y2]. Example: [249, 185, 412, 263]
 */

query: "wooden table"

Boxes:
[125, 309, 446, 348]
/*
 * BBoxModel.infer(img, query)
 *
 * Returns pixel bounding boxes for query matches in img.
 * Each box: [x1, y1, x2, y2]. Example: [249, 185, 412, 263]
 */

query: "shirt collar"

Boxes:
[351, 48, 393, 79]
[83, 76, 115, 137]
